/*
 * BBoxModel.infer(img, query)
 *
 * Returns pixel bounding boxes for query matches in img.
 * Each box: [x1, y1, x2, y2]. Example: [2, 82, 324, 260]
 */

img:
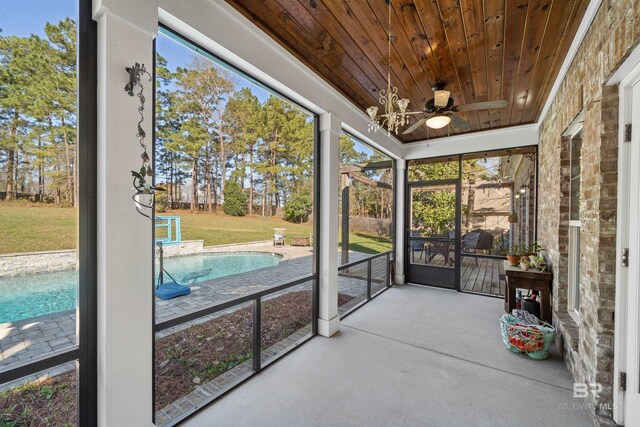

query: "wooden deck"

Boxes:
[460, 256, 505, 297]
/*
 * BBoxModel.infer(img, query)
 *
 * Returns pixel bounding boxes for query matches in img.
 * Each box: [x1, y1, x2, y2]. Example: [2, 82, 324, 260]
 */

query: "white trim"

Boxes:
[538, 0, 603, 124]
[342, 123, 403, 160]
[157, 1, 405, 160]
[608, 42, 640, 85]
[568, 310, 581, 326]
[612, 56, 640, 425]
[394, 159, 406, 285]
[567, 223, 581, 323]
[562, 112, 584, 138]
[403, 124, 538, 160]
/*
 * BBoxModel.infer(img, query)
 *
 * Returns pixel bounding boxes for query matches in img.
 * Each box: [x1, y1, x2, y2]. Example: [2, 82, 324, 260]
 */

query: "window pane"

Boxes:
[338, 262, 368, 315]
[371, 255, 389, 295]
[154, 30, 316, 311]
[338, 133, 393, 266]
[408, 156, 459, 181]
[0, 362, 77, 426]
[568, 225, 581, 314]
[155, 302, 253, 426]
[261, 280, 313, 364]
[0, 0, 79, 372]
[570, 130, 583, 221]
[154, 29, 317, 422]
[460, 148, 536, 296]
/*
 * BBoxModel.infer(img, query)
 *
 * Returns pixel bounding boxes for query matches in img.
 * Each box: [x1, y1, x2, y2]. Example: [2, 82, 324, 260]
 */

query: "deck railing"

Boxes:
[338, 250, 393, 317]
[153, 273, 318, 426]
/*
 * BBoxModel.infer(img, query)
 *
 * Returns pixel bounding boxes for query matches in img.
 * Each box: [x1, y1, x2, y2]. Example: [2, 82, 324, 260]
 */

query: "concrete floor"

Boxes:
[184, 285, 592, 427]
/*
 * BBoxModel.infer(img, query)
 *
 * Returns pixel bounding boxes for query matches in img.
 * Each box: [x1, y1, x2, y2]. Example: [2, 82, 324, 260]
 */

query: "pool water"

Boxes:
[0, 269, 78, 324]
[0, 252, 282, 324]
[158, 252, 282, 284]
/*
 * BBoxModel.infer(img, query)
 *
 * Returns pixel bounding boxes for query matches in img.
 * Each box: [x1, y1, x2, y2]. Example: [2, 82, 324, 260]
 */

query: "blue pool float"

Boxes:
[156, 281, 191, 300]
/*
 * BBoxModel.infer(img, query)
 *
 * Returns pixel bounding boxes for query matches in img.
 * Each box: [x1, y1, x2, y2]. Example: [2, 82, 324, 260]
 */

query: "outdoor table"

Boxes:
[503, 261, 553, 323]
[424, 241, 455, 266]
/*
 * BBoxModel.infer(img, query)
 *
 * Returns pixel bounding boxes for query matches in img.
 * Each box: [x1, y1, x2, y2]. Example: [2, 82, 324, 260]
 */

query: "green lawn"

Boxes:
[0, 202, 77, 254]
[0, 203, 392, 255]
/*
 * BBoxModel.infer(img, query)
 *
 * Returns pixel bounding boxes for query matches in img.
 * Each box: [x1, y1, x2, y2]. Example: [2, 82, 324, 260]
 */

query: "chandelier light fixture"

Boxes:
[366, 0, 411, 135]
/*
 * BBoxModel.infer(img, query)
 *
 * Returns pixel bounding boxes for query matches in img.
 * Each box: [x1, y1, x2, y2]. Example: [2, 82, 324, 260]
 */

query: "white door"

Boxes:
[624, 78, 640, 425]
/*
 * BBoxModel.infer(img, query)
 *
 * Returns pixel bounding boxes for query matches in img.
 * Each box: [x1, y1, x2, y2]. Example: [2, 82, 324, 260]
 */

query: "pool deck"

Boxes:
[0, 241, 375, 387]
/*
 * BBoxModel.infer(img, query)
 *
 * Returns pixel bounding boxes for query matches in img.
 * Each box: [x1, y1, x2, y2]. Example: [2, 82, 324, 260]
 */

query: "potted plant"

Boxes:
[508, 211, 518, 224]
[519, 255, 530, 271]
[529, 254, 547, 272]
[531, 241, 542, 255]
[506, 244, 521, 266]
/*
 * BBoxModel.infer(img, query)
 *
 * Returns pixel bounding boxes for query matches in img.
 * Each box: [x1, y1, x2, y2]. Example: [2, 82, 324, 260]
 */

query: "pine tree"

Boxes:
[225, 88, 260, 214]
[174, 57, 233, 211]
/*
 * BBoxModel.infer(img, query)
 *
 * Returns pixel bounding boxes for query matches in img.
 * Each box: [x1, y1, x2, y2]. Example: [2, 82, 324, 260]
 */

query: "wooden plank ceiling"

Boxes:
[225, 0, 590, 143]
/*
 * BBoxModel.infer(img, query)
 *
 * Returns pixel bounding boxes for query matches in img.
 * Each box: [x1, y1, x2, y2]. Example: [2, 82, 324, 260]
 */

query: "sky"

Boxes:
[0, 0, 76, 37]
[0, 1, 380, 161]
[157, 31, 274, 105]
[157, 30, 380, 160]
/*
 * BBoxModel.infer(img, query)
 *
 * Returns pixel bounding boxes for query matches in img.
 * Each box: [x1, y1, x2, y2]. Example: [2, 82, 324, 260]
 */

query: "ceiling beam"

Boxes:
[403, 124, 539, 160]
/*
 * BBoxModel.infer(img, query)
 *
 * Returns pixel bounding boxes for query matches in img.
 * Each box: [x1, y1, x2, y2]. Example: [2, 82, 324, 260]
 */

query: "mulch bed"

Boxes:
[0, 290, 353, 424]
[0, 370, 77, 427]
[155, 290, 353, 410]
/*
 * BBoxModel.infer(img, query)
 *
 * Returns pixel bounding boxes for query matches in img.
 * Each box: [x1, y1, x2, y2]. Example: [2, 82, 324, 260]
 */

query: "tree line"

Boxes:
[339, 134, 394, 221]
[0, 19, 76, 205]
[0, 21, 394, 224]
[155, 53, 315, 216]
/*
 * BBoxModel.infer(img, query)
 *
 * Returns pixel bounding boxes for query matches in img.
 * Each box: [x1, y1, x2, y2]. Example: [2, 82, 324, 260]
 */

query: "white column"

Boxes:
[93, 1, 157, 425]
[395, 159, 406, 284]
[318, 113, 340, 337]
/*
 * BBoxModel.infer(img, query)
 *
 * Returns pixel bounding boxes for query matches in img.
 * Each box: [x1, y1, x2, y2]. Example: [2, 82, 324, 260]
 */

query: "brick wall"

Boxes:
[538, 1, 640, 424]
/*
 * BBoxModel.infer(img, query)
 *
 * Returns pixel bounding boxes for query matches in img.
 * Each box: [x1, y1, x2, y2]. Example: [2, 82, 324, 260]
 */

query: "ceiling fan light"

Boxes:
[426, 115, 451, 129]
[434, 90, 450, 107]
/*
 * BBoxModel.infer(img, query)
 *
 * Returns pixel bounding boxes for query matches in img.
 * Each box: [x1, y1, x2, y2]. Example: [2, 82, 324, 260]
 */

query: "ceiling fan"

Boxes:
[402, 82, 509, 135]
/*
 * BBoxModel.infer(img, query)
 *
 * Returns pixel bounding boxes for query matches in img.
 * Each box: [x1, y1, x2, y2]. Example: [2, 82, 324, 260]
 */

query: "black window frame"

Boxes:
[152, 24, 320, 425]
[337, 130, 395, 318]
[0, 0, 98, 424]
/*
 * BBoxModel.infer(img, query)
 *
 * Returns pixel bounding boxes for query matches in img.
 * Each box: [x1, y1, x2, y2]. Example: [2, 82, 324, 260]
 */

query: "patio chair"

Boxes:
[273, 228, 286, 246]
[410, 231, 424, 263]
[462, 232, 481, 266]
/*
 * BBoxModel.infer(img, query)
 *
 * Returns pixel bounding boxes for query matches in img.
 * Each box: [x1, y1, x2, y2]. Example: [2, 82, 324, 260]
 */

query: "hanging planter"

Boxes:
[132, 180, 155, 211]
[124, 63, 164, 219]
[508, 212, 518, 224]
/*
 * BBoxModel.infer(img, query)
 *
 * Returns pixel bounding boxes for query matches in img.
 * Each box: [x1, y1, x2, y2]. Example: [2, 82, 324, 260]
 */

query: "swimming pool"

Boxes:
[0, 251, 282, 324]
[159, 252, 282, 284]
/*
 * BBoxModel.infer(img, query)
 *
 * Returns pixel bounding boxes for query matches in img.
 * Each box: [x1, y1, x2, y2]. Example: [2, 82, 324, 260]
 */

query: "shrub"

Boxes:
[223, 181, 248, 216]
[284, 191, 312, 223]
[155, 191, 167, 213]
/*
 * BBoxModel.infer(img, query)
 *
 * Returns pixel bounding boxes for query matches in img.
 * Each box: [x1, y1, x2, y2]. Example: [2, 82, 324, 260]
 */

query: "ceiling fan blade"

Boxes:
[402, 116, 429, 135]
[456, 100, 508, 111]
[449, 113, 471, 132]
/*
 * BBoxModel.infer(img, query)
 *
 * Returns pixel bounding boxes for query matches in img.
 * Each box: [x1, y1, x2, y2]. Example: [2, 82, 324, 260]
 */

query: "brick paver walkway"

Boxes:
[0, 248, 385, 380]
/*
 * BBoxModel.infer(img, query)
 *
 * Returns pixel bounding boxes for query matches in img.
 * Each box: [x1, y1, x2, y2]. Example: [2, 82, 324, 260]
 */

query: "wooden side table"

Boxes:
[503, 261, 553, 323]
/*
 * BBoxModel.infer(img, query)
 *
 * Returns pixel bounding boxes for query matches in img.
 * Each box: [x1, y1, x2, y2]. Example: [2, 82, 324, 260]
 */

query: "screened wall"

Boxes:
[152, 27, 319, 425]
[0, 0, 97, 425]
[406, 147, 537, 296]
[337, 133, 394, 316]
